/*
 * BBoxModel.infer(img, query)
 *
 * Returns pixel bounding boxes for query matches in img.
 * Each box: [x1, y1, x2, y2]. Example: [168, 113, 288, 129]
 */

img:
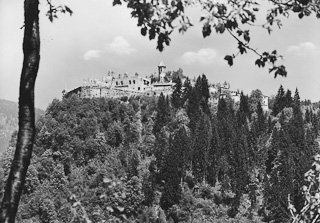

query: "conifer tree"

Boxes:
[284, 89, 293, 108]
[186, 87, 200, 133]
[267, 128, 295, 222]
[207, 117, 221, 185]
[311, 112, 319, 136]
[171, 76, 183, 109]
[272, 85, 286, 116]
[230, 131, 250, 217]
[160, 127, 190, 210]
[200, 74, 210, 114]
[181, 77, 192, 106]
[257, 101, 266, 135]
[192, 113, 212, 182]
[237, 92, 250, 127]
[305, 108, 311, 123]
[153, 93, 169, 135]
[290, 88, 304, 149]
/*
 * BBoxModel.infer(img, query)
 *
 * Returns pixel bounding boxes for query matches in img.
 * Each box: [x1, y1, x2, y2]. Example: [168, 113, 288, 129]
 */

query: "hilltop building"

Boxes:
[208, 82, 269, 111]
[64, 63, 269, 111]
[64, 61, 174, 99]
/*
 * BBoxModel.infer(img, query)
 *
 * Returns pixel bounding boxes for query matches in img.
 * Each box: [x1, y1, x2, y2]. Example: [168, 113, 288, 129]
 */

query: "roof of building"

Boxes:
[158, 61, 166, 67]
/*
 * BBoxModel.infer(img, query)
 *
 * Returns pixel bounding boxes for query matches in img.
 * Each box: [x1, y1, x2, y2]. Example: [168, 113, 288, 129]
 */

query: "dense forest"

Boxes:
[0, 99, 44, 154]
[1, 75, 320, 222]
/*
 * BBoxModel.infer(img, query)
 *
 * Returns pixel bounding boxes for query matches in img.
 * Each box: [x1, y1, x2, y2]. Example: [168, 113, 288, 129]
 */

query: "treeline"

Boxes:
[0, 77, 320, 222]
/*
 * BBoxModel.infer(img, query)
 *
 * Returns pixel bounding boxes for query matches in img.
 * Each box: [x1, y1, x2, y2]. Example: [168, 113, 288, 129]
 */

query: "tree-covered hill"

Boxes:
[0, 99, 44, 154]
[1, 77, 320, 222]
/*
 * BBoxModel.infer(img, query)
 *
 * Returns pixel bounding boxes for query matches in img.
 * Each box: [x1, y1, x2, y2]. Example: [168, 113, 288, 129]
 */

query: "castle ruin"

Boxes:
[64, 61, 174, 99]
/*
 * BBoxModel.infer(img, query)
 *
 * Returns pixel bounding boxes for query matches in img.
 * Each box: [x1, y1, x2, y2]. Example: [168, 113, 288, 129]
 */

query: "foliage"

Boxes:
[290, 154, 320, 223]
[114, 0, 320, 76]
[1, 83, 319, 222]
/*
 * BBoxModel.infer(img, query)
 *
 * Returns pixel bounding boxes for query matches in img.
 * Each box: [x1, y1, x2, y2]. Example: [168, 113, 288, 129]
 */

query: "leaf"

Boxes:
[215, 23, 225, 34]
[113, 0, 122, 6]
[141, 27, 147, 36]
[298, 12, 304, 19]
[64, 5, 73, 16]
[274, 65, 287, 78]
[202, 23, 211, 38]
[149, 28, 156, 40]
[243, 30, 250, 43]
[176, 1, 184, 12]
[224, 55, 233, 66]
[238, 42, 246, 54]
[225, 19, 238, 30]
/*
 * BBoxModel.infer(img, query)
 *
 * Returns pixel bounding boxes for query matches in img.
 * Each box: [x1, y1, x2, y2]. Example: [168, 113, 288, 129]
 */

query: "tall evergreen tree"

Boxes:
[290, 88, 304, 149]
[171, 76, 183, 109]
[153, 92, 169, 135]
[305, 107, 311, 123]
[186, 87, 200, 132]
[256, 101, 266, 135]
[237, 94, 247, 127]
[272, 85, 286, 116]
[192, 113, 212, 182]
[207, 117, 221, 185]
[200, 74, 210, 114]
[160, 127, 190, 210]
[267, 128, 295, 222]
[284, 89, 293, 108]
[181, 77, 192, 106]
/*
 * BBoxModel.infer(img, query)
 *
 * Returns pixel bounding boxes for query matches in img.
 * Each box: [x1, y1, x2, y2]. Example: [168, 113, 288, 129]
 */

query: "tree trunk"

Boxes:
[0, 0, 40, 222]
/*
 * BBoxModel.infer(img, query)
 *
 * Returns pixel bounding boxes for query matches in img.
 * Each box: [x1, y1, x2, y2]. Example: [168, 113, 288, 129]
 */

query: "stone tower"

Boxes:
[158, 61, 166, 80]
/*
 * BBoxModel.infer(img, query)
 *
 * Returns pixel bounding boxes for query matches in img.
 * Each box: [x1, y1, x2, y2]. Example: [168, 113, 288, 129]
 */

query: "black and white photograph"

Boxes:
[1, 0, 320, 222]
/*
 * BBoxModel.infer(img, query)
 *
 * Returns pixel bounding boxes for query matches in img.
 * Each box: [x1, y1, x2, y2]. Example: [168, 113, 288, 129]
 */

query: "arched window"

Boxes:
[129, 80, 131, 84]
[116, 81, 118, 85]
[138, 87, 140, 91]
[133, 80, 135, 84]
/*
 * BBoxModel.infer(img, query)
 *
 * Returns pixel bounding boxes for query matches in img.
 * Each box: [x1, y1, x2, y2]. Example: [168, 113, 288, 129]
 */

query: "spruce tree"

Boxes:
[236, 92, 250, 127]
[304, 107, 311, 123]
[171, 76, 183, 109]
[256, 101, 265, 135]
[290, 88, 304, 149]
[192, 113, 212, 182]
[153, 92, 169, 135]
[207, 117, 221, 185]
[200, 74, 210, 114]
[284, 89, 293, 108]
[267, 128, 295, 222]
[272, 85, 286, 116]
[186, 87, 200, 132]
[160, 127, 190, 210]
[181, 77, 192, 105]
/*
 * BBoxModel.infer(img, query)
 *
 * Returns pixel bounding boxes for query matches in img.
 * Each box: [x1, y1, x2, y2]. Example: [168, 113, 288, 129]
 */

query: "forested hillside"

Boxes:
[0, 99, 44, 154]
[1, 76, 320, 222]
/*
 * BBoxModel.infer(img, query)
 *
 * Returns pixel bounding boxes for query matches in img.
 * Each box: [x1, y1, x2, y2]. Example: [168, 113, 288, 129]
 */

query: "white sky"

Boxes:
[1, 0, 320, 109]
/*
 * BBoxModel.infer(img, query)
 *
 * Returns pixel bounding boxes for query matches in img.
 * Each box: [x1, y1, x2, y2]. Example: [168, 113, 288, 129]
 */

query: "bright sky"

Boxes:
[1, 0, 320, 109]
